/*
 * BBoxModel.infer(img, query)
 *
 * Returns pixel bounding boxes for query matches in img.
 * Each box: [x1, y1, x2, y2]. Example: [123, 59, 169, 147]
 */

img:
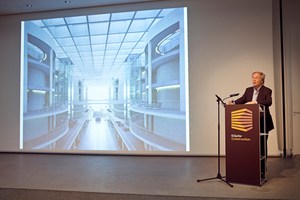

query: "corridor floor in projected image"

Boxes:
[76, 117, 120, 151]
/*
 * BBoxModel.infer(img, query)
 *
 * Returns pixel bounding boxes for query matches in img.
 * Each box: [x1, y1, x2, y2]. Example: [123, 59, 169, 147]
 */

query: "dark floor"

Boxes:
[0, 153, 299, 199]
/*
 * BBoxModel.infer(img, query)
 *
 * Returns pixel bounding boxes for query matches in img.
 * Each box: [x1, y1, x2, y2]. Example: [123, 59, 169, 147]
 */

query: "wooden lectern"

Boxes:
[225, 104, 267, 186]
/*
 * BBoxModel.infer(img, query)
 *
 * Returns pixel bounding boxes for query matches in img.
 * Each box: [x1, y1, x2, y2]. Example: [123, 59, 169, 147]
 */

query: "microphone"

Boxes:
[230, 93, 239, 97]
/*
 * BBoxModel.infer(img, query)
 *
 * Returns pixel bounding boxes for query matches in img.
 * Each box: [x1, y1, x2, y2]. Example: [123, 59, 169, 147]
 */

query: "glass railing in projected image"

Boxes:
[130, 114, 185, 151]
[28, 76, 49, 87]
[27, 48, 44, 61]
[69, 100, 111, 105]
[133, 100, 180, 110]
[152, 69, 179, 84]
[25, 103, 67, 114]
[153, 38, 180, 59]
[157, 37, 180, 56]
[27, 49, 50, 65]
[23, 121, 68, 149]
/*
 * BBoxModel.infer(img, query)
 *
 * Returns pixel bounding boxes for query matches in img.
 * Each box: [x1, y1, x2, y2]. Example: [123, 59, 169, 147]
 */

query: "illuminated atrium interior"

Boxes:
[21, 7, 188, 152]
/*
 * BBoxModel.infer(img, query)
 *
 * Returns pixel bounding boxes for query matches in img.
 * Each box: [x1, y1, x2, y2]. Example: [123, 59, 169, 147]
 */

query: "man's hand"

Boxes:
[227, 100, 234, 105]
[245, 101, 256, 105]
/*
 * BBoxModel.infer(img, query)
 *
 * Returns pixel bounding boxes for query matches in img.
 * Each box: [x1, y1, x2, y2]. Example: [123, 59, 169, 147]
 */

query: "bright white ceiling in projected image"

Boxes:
[30, 8, 175, 87]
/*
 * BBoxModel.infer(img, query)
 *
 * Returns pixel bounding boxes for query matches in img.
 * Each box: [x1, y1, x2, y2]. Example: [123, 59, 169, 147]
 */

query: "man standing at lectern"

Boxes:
[228, 71, 274, 175]
[227, 71, 274, 133]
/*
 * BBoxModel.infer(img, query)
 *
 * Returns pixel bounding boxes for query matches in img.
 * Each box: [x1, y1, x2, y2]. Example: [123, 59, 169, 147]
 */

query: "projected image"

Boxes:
[21, 7, 189, 151]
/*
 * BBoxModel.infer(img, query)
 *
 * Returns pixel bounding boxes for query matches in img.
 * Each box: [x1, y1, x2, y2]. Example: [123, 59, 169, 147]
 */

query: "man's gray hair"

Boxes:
[252, 71, 265, 84]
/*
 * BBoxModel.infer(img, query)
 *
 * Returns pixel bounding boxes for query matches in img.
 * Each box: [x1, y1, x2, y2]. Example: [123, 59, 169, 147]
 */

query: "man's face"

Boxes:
[252, 73, 263, 88]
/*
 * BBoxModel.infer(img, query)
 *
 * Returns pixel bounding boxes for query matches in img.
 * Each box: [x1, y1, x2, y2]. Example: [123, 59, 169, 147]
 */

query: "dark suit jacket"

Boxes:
[234, 85, 274, 133]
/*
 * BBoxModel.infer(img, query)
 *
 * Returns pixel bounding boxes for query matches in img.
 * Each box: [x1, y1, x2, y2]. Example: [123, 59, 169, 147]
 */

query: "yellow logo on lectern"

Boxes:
[231, 108, 253, 132]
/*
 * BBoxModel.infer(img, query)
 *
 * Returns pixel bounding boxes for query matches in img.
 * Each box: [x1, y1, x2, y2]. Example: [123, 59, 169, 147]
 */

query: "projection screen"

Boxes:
[20, 7, 189, 153]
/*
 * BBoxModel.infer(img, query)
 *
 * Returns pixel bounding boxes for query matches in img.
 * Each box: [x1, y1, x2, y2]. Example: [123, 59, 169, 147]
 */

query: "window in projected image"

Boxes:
[20, 7, 189, 152]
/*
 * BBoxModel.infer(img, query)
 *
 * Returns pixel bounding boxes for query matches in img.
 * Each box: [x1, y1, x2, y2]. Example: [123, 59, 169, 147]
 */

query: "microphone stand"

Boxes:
[197, 95, 233, 187]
